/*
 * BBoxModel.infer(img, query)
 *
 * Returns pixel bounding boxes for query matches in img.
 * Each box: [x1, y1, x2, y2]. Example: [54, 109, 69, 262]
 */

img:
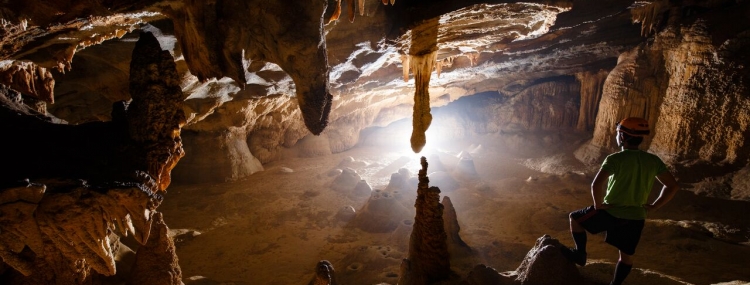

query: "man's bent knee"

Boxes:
[619, 251, 634, 265]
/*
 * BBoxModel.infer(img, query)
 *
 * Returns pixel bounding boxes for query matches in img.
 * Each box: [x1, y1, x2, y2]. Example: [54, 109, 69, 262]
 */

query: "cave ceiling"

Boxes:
[2, 0, 748, 177]
[2, 0, 645, 131]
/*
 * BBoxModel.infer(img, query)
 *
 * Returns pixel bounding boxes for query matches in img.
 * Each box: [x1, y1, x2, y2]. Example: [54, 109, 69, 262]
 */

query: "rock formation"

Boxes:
[351, 188, 410, 233]
[460, 235, 583, 285]
[0, 61, 54, 104]
[1, 0, 750, 284]
[130, 212, 182, 285]
[408, 18, 438, 153]
[308, 260, 338, 285]
[398, 157, 450, 285]
[330, 168, 363, 193]
[0, 31, 184, 284]
[164, 0, 333, 136]
[442, 196, 471, 256]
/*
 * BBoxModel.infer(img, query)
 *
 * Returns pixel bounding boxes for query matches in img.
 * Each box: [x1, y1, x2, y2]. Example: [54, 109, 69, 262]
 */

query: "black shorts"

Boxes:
[570, 205, 645, 255]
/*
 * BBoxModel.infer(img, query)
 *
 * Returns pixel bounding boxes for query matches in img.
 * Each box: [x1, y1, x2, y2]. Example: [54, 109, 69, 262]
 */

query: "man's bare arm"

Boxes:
[591, 169, 610, 210]
[647, 171, 680, 211]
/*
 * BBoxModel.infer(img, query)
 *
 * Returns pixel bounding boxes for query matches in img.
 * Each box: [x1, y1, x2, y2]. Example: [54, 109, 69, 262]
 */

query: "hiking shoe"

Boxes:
[560, 247, 587, 266]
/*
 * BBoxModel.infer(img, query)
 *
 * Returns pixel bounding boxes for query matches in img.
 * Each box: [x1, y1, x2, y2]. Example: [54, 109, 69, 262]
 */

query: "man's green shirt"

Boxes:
[600, 149, 668, 220]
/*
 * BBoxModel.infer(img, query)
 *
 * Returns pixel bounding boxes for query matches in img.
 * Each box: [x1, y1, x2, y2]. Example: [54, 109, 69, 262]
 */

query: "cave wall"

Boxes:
[578, 2, 750, 181]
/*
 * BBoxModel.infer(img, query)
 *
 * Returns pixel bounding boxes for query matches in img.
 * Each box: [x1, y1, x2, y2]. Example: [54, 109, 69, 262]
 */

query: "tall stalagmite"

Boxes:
[130, 212, 182, 285]
[398, 157, 450, 285]
[128, 31, 186, 191]
[0, 30, 186, 285]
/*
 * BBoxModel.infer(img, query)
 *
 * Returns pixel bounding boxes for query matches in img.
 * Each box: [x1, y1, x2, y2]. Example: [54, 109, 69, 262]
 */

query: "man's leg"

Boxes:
[562, 212, 588, 266]
[610, 251, 634, 285]
[569, 215, 587, 252]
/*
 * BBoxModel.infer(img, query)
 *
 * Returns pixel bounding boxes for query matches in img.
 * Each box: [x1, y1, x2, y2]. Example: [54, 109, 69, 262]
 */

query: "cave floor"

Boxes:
[158, 135, 750, 285]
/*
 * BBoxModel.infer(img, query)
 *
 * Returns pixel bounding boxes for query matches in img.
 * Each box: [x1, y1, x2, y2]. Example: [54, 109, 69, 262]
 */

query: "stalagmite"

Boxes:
[398, 157, 450, 285]
[0, 29, 185, 284]
[442, 196, 471, 254]
[128, 31, 186, 191]
[307, 260, 338, 285]
[130, 212, 182, 285]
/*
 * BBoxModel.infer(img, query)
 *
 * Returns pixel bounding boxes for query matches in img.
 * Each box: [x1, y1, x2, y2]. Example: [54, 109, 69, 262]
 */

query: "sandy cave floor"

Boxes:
[154, 135, 750, 285]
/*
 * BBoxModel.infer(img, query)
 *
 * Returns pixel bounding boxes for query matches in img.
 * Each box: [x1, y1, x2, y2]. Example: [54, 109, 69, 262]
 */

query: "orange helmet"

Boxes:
[616, 117, 650, 137]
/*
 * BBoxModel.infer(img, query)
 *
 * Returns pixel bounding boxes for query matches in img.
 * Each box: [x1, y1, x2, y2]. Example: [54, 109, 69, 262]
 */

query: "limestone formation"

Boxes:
[334, 206, 357, 225]
[308, 260, 338, 285]
[460, 235, 583, 285]
[351, 188, 410, 233]
[330, 168, 362, 193]
[442, 196, 471, 256]
[165, 0, 333, 135]
[513, 235, 583, 285]
[398, 157, 450, 285]
[0, 180, 162, 284]
[575, 70, 609, 132]
[130, 212, 182, 285]
[457, 154, 478, 178]
[351, 180, 373, 198]
[408, 18, 439, 153]
[0, 28, 184, 285]
[1, 0, 750, 284]
[580, 5, 750, 181]
[0, 61, 54, 103]
[127, 31, 186, 191]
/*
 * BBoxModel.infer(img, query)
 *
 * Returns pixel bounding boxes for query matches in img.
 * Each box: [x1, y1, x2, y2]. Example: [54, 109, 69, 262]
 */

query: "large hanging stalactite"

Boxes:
[408, 18, 439, 153]
[165, 0, 333, 135]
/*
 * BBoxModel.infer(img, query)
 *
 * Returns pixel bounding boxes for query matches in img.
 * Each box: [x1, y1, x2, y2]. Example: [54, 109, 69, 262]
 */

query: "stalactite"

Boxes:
[408, 18, 438, 153]
[358, 0, 365, 16]
[327, 0, 342, 23]
[382, 0, 388, 5]
[0, 61, 55, 103]
[390, 0, 395, 5]
[466, 52, 479, 66]
[348, 0, 355, 23]
[410, 51, 436, 153]
[630, 1, 667, 37]
[436, 59, 443, 78]
[401, 54, 411, 82]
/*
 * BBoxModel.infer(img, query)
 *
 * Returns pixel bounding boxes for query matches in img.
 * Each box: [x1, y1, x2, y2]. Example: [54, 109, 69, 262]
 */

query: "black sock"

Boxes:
[611, 261, 633, 285]
[572, 231, 587, 253]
